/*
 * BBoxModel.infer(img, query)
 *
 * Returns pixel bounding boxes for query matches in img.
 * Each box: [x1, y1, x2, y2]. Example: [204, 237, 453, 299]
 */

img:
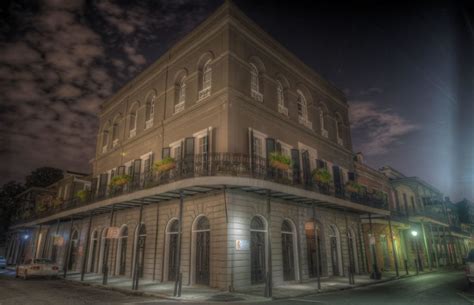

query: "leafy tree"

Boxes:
[25, 167, 63, 188]
[0, 181, 25, 243]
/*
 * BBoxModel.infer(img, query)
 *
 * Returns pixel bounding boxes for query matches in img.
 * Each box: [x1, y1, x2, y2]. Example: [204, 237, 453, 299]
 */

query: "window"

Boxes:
[145, 93, 155, 128]
[175, 77, 186, 113]
[197, 135, 208, 155]
[129, 110, 137, 138]
[253, 136, 264, 158]
[112, 123, 119, 147]
[199, 60, 212, 101]
[102, 130, 109, 152]
[170, 140, 182, 159]
[320, 109, 328, 137]
[250, 63, 263, 102]
[336, 117, 343, 146]
[297, 90, 312, 129]
[277, 81, 288, 116]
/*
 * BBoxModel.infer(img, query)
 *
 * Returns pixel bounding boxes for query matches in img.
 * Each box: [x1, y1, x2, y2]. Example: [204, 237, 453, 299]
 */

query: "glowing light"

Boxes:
[411, 230, 418, 237]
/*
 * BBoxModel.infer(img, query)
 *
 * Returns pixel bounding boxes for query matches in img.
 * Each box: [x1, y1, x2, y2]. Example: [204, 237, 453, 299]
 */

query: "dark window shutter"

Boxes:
[98, 173, 108, 197]
[317, 159, 325, 169]
[332, 165, 342, 194]
[133, 159, 142, 176]
[301, 150, 311, 186]
[127, 165, 133, 176]
[248, 129, 255, 172]
[111, 169, 116, 178]
[184, 137, 195, 175]
[90, 177, 98, 197]
[118, 166, 125, 176]
[291, 149, 301, 184]
[266, 138, 276, 178]
[162, 147, 170, 159]
[276, 142, 282, 153]
[348, 172, 356, 181]
[144, 158, 150, 174]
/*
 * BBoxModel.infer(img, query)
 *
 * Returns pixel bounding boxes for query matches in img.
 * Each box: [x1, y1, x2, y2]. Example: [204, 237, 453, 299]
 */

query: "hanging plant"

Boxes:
[312, 168, 332, 184]
[154, 157, 176, 173]
[345, 181, 362, 193]
[75, 189, 90, 203]
[110, 174, 132, 187]
[269, 152, 291, 170]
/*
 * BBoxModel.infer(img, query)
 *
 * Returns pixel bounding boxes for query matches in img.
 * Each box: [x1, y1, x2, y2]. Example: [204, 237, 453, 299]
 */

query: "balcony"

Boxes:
[251, 89, 263, 102]
[298, 116, 313, 130]
[13, 153, 389, 225]
[198, 87, 211, 100]
[278, 104, 288, 116]
[410, 208, 449, 225]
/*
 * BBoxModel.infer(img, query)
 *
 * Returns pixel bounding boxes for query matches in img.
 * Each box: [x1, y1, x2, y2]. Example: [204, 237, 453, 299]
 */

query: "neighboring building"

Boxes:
[6, 2, 389, 294]
[380, 166, 470, 270]
[354, 153, 408, 277]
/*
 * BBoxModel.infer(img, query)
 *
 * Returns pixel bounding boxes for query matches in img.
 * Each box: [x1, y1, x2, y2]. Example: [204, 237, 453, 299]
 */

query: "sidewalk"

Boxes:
[62, 269, 437, 302]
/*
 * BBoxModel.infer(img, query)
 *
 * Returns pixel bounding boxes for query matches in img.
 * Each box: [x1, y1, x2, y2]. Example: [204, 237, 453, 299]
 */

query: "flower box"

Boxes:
[110, 175, 132, 187]
[269, 152, 291, 171]
[154, 157, 177, 173]
[312, 168, 332, 184]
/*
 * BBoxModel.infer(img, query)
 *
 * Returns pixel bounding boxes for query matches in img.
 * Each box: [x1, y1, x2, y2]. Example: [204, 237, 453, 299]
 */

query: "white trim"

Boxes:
[193, 127, 211, 138]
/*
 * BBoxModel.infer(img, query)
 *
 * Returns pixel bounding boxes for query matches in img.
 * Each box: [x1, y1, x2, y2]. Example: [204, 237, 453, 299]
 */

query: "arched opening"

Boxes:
[296, 90, 308, 120]
[193, 216, 210, 285]
[165, 219, 179, 281]
[136, 224, 146, 278]
[117, 226, 129, 275]
[281, 219, 298, 281]
[250, 63, 260, 94]
[305, 220, 322, 278]
[250, 215, 267, 284]
[97, 228, 108, 274]
[329, 224, 343, 276]
[68, 230, 79, 271]
[88, 230, 99, 273]
[347, 228, 359, 274]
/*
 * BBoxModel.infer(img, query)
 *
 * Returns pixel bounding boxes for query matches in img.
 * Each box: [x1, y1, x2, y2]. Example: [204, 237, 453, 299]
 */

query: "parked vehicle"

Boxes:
[16, 258, 59, 279]
[0, 256, 6, 269]
[465, 249, 474, 286]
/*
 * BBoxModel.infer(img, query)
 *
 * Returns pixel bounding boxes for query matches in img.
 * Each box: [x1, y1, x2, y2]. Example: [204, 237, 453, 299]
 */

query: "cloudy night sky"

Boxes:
[0, 0, 472, 201]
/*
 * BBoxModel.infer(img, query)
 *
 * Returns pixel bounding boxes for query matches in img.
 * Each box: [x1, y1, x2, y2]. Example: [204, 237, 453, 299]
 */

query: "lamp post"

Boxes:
[411, 230, 422, 275]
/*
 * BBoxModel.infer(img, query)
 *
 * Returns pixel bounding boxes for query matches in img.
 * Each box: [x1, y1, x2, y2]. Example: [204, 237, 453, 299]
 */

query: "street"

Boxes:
[0, 270, 472, 305]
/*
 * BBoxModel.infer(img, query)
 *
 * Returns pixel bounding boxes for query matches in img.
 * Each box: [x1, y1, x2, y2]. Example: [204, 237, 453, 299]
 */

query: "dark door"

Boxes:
[168, 233, 179, 281]
[305, 225, 322, 278]
[330, 236, 339, 275]
[119, 238, 127, 275]
[137, 235, 146, 278]
[195, 231, 210, 285]
[281, 232, 295, 281]
[250, 231, 266, 284]
[381, 235, 390, 270]
[68, 241, 77, 270]
[90, 240, 97, 272]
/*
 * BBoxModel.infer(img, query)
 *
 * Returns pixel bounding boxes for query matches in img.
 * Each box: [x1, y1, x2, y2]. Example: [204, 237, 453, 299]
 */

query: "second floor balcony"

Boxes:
[12, 153, 390, 226]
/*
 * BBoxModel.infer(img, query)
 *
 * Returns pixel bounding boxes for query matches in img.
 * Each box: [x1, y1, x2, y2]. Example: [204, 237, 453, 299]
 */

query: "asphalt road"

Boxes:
[0, 269, 472, 305]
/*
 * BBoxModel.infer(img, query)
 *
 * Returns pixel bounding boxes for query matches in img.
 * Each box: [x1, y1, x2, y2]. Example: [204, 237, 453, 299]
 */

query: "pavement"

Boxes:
[0, 267, 472, 304]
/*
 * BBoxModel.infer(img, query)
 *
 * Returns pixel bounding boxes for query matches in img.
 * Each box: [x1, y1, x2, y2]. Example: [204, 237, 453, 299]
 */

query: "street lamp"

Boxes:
[23, 234, 29, 240]
[411, 230, 422, 274]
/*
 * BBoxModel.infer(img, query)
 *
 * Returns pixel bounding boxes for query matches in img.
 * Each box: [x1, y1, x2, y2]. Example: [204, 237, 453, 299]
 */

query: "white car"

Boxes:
[16, 258, 60, 279]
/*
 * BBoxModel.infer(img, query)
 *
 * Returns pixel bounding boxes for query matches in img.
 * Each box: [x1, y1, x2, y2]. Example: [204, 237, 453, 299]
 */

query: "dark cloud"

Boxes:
[0, 0, 215, 185]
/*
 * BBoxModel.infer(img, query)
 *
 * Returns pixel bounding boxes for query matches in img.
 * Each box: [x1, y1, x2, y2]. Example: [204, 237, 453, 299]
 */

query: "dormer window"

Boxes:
[145, 93, 155, 129]
[199, 59, 212, 100]
[297, 90, 312, 129]
[175, 76, 186, 114]
[277, 81, 288, 116]
[250, 63, 263, 102]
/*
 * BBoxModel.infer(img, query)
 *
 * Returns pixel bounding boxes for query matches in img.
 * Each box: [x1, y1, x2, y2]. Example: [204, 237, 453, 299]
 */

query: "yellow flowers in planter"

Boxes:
[312, 168, 332, 184]
[345, 181, 363, 193]
[110, 174, 132, 187]
[154, 157, 176, 173]
[269, 152, 291, 170]
[75, 189, 90, 202]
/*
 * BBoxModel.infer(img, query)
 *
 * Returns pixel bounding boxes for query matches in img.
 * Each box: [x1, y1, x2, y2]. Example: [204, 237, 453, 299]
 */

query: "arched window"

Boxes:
[202, 60, 212, 91]
[250, 216, 266, 284]
[329, 224, 342, 276]
[174, 76, 186, 113]
[129, 106, 138, 138]
[166, 219, 180, 281]
[347, 227, 359, 274]
[112, 123, 119, 143]
[193, 216, 210, 285]
[281, 219, 297, 281]
[136, 224, 146, 278]
[335, 115, 344, 145]
[145, 93, 156, 127]
[101, 129, 109, 153]
[89, 230, 99, 272]
[250, 63, 263, 102]
[297, 91, 308, 119]
[320, 109, 328, 138]
[117, 226, 128, 275]
[305, 220, 323, 278]
[68, 230, 79, 271]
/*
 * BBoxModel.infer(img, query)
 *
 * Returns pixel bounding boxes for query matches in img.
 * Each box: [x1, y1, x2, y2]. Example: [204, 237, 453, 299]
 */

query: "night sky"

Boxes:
[0, 0, 472, 201]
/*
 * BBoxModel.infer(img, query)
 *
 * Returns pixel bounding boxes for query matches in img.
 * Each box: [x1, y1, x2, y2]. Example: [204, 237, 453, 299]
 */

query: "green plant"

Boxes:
[110, 174, 132, 187]
[312, 168, 332, 184]
[75, 189, 90, 202]
[154, 157, 176, 173]
[269, 152, 291, 170]
[345, 181, 362, 193]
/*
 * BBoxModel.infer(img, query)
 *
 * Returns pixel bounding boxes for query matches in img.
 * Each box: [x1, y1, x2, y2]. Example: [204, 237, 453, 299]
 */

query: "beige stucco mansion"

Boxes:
[5, 0, 471, 296]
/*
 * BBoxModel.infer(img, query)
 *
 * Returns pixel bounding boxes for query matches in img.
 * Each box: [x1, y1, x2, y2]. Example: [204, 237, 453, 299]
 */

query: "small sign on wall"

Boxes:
[235, 239, 249, 251]
[106, 227, 121, 239]
[369, 236, 376, 245]
[53, 236, 64, 246]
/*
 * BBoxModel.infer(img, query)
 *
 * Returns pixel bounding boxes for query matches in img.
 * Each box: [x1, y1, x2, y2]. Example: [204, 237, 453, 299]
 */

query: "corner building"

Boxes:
[8, 2, 389, 292]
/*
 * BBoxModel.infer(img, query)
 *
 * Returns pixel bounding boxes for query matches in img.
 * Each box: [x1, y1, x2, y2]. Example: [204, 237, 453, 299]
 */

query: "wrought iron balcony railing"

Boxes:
[13, 153, 389, 224]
